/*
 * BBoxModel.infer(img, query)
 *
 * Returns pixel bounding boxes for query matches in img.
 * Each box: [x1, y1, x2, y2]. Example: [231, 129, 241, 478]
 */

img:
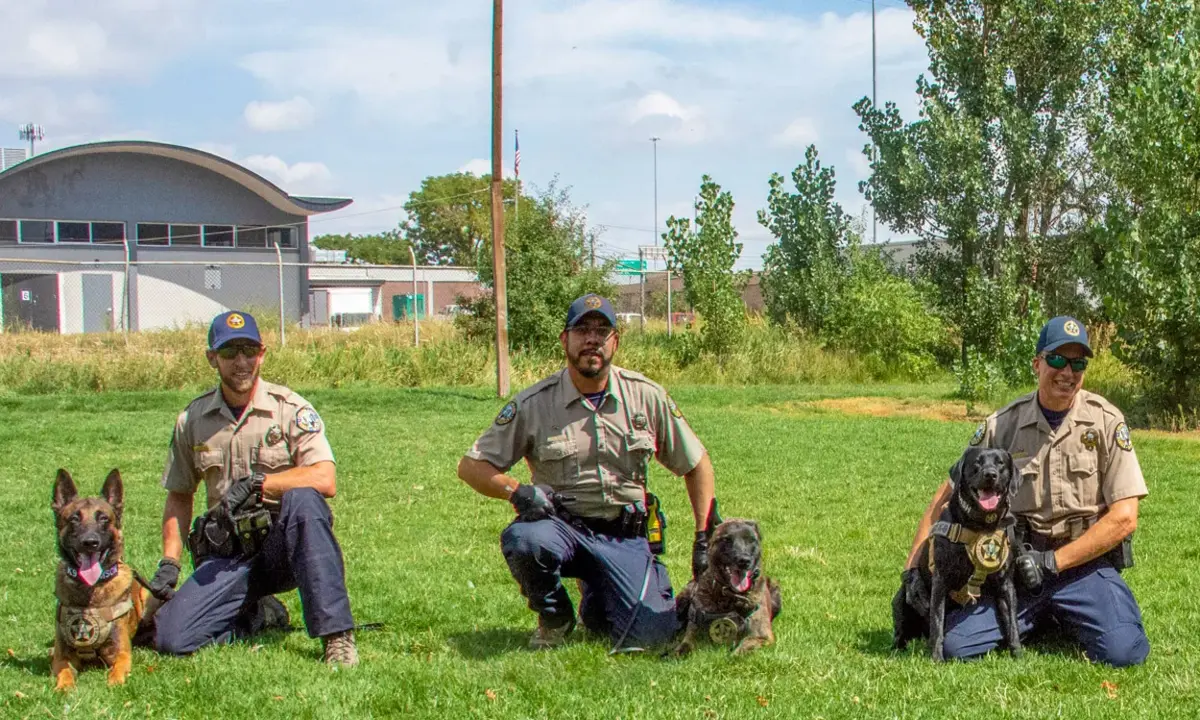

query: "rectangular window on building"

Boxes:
[236, 226, 267, 248]
[170, 224, 202, 246]
[137, 223, 169, 246]
[92, 222, 125, 245]
[203, 225, 234, 247]
[57, 221, 91, 243]
[19, 220, 54, 243]
[0, 220, 17, 244]
[266, 227, 295, 248]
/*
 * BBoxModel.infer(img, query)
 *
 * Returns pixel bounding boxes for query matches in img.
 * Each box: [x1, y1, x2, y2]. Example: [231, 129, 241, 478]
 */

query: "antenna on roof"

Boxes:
[18, 123, 45, 157]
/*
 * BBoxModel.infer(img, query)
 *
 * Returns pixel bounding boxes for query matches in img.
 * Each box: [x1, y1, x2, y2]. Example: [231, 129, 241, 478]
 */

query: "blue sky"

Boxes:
[0, 0, 928, 269]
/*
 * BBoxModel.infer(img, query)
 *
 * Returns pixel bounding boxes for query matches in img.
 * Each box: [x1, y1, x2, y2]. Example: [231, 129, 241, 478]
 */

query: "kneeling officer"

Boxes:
[150, 311, 358, 666]
[458, 294, 718, 650]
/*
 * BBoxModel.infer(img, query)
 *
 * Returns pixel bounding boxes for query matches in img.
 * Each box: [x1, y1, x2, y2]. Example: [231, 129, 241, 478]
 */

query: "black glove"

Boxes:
[692, 531, 709, 580]
[149, 557, 180, 601]
[1016, 548, 1058, 593]
[902, 567, 930, 617]
[221, 474, 264, 516]
[510, 484, 557, 522]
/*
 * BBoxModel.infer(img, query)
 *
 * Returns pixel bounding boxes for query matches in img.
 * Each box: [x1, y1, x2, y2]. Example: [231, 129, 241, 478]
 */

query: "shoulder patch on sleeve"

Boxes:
[1114, 422, 1133, 452]
[495, 401, 518, 426]
[295, 406, 323, 433]
[666, 394, 684, 419]
[969, 422, 985, 446]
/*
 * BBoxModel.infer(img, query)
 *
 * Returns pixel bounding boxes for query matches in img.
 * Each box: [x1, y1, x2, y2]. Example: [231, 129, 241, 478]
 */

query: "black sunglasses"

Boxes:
[215, 345, 263, 360]
[1043, 353, 1088, 372]
[568, 325, 617, 342]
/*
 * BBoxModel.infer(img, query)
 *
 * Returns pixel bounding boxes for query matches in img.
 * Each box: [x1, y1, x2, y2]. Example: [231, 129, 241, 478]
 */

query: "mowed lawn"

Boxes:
[1, 384, 1198, 719]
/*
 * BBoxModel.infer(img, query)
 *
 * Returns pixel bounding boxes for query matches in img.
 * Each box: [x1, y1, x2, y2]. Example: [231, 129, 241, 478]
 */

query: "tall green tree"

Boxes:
[402, 173, 529, 266]
[1082, 3, 1200, 417]
[312, 231, 411, 265]
[462, 180, 614, 352]
[663, 175, 748, 355]
[757, 145, 855, 334]
[855, 0, 1119, 397]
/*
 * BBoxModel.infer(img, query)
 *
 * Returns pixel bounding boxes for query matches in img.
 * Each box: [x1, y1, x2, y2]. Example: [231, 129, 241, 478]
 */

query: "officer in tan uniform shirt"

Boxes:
[149, 311, 358, 666]
[458, 294, 718, 650]
[904, 316, 1149, 666]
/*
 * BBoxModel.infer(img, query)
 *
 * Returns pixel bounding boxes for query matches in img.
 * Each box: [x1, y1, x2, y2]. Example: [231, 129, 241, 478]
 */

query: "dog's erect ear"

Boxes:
[746, 520, 762, 542]
[53, 469, 78, 512]
[101, 468, 124, 523]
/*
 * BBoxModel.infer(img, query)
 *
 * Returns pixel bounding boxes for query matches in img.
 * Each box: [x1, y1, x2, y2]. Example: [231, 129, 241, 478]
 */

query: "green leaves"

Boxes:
[663, 175, 747, 356]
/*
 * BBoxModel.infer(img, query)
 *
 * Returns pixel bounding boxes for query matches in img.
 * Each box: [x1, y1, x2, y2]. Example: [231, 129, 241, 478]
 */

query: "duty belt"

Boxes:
[56, 594, 135, 660]
[927, 521, 1010, 606]
[563, 512, 642, 539]
[1017, 514, 1099, 550]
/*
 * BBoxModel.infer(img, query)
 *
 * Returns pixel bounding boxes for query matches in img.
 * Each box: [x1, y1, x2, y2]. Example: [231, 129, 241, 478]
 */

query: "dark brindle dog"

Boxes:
[51, 469, 147, 690]
[671, 519, 781, 657]
[892, 447, 1021, 661]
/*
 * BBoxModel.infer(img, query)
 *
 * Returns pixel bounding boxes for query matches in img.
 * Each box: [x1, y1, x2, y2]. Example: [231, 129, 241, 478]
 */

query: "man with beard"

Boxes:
[458, 294, 716, 650]
[902, 316, 1149, 666]
[149, 311, 358, 666]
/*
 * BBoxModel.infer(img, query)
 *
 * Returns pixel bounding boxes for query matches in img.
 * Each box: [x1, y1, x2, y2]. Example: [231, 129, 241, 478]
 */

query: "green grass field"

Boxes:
[1, 383, 1197, 719]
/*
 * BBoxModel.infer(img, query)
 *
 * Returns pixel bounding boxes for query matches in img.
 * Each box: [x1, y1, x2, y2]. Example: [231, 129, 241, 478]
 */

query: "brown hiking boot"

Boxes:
[529, 616, 575, 650]
[322, 630, 359, 667]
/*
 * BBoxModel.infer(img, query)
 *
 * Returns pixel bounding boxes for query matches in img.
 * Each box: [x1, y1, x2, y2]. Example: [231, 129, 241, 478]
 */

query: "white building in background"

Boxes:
[1, 148, 28, 171]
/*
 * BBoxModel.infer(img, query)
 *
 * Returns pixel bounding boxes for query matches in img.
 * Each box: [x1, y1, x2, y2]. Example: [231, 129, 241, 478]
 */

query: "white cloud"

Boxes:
[458, 158, 513, 178]
[244, 96, 316, 132]
[241, 154, 333, 193]
[0, 1, 201, 80]
[774, 117, 819, 148]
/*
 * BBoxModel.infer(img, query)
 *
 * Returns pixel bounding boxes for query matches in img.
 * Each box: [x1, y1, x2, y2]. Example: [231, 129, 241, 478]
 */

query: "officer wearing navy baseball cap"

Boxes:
[150, 309, 360, 666]
[458, 293, 720, 651]
[208, 310, 262, 349]
[902, 314, 1150, 667]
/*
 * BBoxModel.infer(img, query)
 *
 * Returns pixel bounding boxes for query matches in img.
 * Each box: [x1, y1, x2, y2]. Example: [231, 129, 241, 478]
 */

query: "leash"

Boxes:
[609, 554, 654, 655]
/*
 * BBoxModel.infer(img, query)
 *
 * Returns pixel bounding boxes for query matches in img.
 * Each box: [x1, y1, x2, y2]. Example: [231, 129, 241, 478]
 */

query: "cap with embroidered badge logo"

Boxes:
[1036, 316, 1092, 357]
[565, 294, 617, 329]
[208, 311, 262, 349]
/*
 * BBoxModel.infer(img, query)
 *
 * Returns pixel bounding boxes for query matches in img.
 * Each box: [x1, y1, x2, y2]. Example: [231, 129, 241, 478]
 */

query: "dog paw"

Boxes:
[1009, 646, 1024, 659]
[669, 643, 694, 659]
[53, 675, 76, 692]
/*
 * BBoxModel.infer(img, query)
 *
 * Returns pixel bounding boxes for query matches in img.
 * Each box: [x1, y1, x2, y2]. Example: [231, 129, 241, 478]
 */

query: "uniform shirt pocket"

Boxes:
[535, 436, 578, 488]
[195, 449, 226, 487]
[1067, 452, 1101, 508]
[624, 431, 656, 482]
[254, 445, 293, 474]
[1013, 456, 1041, 512]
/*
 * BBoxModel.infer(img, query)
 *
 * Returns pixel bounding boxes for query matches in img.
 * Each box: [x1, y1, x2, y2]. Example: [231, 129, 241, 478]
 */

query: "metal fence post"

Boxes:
[275, 240, 286, 347]
[122, 235, 131, 341]
[409, 246, 420, 347]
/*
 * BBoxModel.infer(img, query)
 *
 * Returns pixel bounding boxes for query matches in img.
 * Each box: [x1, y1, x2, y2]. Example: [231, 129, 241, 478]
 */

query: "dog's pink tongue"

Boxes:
[731, 570, 752, 593]
[77, 553, 102, 586]
[979, 490, 1001, 511]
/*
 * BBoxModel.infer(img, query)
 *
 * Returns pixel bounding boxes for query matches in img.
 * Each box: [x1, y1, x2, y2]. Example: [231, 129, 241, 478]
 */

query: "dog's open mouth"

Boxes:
[75, 552, 103, 586]
[727, 567, 754, 593]
[976, 489, 1001, 512]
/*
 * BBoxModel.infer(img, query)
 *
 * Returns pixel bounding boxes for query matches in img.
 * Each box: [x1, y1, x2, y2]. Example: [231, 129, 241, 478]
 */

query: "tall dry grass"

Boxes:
[0, 317, 907, 395]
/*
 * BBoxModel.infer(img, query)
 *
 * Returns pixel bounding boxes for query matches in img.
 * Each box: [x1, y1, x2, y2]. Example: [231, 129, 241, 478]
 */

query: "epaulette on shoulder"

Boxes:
[1081, 390, 1123, 420]
[515, 372, 562, 404]
[184, 387, 219, 411]
[615, 366, 664, 392]
[992, 391, 1034, 421]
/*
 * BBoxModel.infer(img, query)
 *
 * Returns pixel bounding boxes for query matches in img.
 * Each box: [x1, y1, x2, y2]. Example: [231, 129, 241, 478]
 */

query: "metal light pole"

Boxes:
[18, 123, 44, 157]
[871, 0, 878, 245]
[409, 246, 420, 347]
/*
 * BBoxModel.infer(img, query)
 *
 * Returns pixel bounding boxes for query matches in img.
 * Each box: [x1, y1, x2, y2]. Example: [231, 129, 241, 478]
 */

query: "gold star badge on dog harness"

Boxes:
[57, 596, 135, 660]
[927, 521, 1010, 605]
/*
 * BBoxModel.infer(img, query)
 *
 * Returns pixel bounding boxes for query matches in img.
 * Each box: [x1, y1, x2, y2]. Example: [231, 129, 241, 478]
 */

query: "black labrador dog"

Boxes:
[892, 447, 1021, 661]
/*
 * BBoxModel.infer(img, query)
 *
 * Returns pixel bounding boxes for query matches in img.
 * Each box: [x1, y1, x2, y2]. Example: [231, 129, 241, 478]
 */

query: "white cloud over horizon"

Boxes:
[244, 96, 316, 132]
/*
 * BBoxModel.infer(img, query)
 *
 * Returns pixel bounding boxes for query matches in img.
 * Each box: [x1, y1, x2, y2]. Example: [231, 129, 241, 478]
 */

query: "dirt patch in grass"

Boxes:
[773, 396, 989, 423]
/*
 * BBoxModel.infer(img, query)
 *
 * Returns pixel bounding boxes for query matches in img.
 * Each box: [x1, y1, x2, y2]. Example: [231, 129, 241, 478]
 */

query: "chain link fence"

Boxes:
[0, 257, 479, 342]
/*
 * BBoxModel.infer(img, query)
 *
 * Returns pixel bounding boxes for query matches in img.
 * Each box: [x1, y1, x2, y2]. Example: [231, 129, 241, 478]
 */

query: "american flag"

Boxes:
[514, 130, 520, 179]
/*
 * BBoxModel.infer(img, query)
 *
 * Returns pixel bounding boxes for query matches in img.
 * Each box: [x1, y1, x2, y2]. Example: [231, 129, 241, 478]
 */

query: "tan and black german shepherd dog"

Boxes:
[671, 519, 782, 657]
[51, 469, 147, 690]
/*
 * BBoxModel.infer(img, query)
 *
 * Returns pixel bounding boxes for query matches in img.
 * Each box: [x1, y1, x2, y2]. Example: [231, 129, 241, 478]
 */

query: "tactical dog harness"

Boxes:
[927, 521, 1010, 605]
[56, 566, 134, 662]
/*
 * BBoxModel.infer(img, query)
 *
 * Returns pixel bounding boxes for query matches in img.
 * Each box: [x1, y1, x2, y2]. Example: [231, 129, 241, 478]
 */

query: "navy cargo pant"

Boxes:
[156, 488, 355, 654]
[501, 516, 680, 648]
[942, 558, 1149, 667]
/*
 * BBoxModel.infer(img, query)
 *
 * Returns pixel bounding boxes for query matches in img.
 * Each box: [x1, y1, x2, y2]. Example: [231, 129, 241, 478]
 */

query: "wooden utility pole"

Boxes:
[491, 0, 510, 397]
